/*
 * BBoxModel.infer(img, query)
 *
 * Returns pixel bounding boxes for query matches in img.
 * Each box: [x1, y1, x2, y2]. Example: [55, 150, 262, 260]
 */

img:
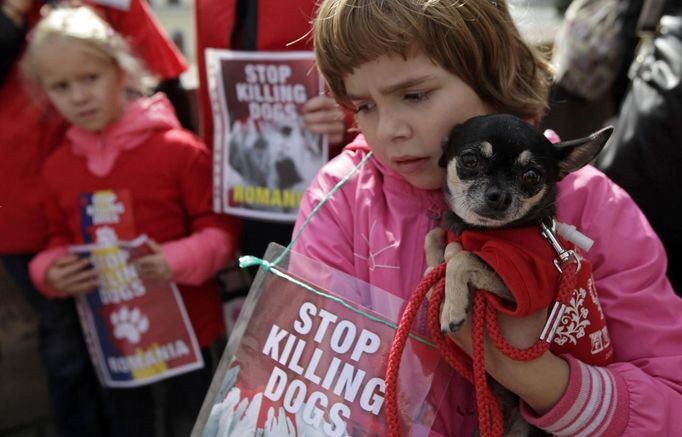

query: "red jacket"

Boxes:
[194, 0, 317, 148]
[0, 0, 187, 253]
[449, 226, 613, 366]
[31, 95, 239, 346]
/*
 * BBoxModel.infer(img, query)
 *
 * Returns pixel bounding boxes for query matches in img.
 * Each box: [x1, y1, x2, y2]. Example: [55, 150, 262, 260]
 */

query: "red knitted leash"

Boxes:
[384, 256, 579, 437]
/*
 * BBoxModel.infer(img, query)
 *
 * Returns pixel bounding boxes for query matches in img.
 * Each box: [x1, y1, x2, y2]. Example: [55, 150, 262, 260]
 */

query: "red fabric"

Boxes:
[40, 128, 239, 346]
[97, 0, 187, 79]
[0, 0, 187, 253]
[194, 0, 316, 147]
[447, 226, 614, 366]
[449, 227, 560, 316]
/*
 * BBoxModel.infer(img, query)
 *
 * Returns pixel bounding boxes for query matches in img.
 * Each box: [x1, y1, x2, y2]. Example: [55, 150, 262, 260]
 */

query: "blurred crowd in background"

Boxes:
[1, 0, 681, 436]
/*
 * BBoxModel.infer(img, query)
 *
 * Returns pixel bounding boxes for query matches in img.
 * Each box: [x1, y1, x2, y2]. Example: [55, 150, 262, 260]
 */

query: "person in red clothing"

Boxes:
[195, 0, 349, 278]
[1, 1, 192, 436]
[20, 6, 240, 437]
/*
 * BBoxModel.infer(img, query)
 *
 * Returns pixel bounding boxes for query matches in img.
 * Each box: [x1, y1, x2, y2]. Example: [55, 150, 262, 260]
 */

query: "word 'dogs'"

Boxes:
[261, 301, 385, 437]
[237, 63, 308, 123]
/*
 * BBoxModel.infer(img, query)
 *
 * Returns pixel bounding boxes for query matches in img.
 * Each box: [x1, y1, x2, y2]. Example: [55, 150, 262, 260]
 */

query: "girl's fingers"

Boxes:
[302, 94, 336, 112]
[302, 108, 344, 125]
[134, 256, 160, 275]
[54, 257, 93, 279]
[66, 278, 100, 296]
[134, 254, 170, 280]
[424, 228, 446, 268]
[56, 269, 98, 296]
[146, 239, 162, 253]
[60, 267, 98, 289]
[53, 254, 82, 267]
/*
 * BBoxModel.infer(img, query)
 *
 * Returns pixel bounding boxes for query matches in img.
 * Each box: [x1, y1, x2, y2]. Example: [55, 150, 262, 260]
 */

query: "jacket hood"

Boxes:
[67, 93, 181, 177]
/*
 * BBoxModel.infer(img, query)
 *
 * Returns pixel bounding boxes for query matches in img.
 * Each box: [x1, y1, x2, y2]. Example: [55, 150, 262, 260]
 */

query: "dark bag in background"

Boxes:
[596, 4, 682, 293]
[541, 0, 645, 140]
[552, 0, 631, 100]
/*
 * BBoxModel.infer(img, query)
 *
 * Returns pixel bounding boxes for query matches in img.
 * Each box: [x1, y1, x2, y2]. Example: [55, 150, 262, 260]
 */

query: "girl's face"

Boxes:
[36, 39, 127, 132]
[344, 51, 494, 190]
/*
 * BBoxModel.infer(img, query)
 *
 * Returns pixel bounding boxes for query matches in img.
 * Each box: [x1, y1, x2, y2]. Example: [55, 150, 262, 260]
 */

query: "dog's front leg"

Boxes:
[440, 251, 511, 333]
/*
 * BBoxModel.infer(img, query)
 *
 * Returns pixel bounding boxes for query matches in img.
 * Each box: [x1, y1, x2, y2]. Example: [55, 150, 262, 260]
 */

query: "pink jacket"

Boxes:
[292, 134, 682, 436]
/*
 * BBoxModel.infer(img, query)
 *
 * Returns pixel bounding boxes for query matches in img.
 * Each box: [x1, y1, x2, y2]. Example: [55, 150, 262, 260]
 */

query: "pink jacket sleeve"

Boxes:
[160, 130, 241, 286]
[161, 227, 233, 286]
[29, 246, 70, 299]
[522, 166, 682, 435]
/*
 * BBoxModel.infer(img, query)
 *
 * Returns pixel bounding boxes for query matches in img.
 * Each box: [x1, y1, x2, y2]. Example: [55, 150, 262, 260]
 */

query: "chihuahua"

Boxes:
[436, 114, 612, 436]
[437, 113, 612, 333]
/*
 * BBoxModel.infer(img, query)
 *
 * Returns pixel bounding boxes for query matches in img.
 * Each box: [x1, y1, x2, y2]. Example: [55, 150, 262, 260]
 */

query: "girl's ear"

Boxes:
[555, 126, 614, 179]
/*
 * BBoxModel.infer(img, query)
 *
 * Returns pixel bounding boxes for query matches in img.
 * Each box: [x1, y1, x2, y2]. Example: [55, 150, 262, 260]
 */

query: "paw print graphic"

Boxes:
[110, 306, 149, 344]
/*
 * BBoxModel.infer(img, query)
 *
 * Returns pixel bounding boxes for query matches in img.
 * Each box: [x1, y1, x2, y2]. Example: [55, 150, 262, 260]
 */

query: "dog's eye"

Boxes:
[522, 169, 542, 185]
[459, 152, 479, 169]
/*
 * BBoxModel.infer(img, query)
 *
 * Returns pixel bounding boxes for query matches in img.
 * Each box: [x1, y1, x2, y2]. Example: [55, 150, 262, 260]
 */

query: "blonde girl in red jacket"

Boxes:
[21, 6, 240, 437]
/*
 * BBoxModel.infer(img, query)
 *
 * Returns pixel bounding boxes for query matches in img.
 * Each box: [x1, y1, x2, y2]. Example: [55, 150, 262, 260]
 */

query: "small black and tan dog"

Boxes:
[435, 113, 612, 436]
[437, 113, 612, 333]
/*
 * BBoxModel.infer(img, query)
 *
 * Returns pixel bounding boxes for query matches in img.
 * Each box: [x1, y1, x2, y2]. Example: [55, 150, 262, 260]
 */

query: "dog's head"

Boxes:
[439, 114, 612, 231]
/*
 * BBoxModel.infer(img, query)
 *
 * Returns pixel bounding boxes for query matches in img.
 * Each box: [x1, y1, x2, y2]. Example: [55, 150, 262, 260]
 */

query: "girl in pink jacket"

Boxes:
[292, 0, 682, 435]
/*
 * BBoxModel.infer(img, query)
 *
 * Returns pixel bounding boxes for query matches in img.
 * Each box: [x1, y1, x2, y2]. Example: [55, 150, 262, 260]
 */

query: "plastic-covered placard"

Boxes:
[192, 243, 453, 436]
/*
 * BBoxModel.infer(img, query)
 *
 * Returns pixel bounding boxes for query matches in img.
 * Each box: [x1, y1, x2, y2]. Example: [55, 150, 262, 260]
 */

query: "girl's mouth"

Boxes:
[393, 156, 430, 174]
[77, 109, 97, 118]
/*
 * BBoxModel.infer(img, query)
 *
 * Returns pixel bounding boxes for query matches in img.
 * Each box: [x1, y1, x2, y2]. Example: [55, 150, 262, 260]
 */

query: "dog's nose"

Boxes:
[485, 188, 512, 211]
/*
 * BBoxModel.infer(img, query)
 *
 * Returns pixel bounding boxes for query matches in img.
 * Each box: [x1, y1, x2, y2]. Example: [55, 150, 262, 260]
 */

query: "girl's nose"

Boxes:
[376, 108, 410, 143]
[69, 83, 89, 103]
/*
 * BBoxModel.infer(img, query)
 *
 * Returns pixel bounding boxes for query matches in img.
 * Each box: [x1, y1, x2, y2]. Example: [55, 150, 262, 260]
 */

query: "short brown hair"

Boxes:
[313, 0, 552, 122]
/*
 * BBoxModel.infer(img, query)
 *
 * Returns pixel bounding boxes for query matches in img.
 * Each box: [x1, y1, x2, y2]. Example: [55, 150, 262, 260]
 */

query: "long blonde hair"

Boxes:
[21, 5, 157, 95]
[313, 0, 553, 122]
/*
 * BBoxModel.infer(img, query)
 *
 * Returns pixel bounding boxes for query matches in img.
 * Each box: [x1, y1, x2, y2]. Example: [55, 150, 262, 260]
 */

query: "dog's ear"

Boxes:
[554, 126, 614, 179]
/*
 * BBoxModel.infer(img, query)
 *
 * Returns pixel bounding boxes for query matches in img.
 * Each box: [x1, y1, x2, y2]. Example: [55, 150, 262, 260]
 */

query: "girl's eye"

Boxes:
[84, 74, 99, 82]
[521, 169, 542, 185]
[404, 91, 429, 102]
[353, 102, 374, 114]
[50, 82, 68, 92]
[459, 152, 479, 168]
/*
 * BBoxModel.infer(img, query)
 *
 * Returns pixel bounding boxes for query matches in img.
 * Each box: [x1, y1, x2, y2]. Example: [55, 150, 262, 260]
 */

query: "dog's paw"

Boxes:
[439, 256, 472, 333]
[440, 302, 468, 334]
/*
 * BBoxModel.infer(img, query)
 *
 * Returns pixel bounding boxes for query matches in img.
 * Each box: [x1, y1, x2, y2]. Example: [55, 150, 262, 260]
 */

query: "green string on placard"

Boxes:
[238, 150, 437, 348]
[239, 254, 436, 348]
[239, 150, 373, 271]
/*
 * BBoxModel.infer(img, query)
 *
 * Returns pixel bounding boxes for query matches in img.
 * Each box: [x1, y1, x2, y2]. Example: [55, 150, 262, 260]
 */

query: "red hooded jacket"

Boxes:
[0, 0, 186, 253]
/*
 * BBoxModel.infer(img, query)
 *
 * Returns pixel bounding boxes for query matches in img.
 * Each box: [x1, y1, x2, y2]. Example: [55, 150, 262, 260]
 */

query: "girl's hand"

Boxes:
[423, 227, 569, 415]
[45, 254, 99, 296]
[133, 239, 171, 281]
[302, 95, 346, 146]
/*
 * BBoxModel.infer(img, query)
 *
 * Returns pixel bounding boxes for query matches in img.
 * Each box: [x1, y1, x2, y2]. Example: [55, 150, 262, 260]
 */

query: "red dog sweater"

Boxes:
[448, 225, 614, 366]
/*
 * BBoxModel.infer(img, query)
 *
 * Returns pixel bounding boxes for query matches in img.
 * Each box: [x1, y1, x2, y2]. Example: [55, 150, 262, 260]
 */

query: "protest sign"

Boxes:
[70, 235, 204, 388]
[206, 49, 328, 222]
[193, 245, 452, 436]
